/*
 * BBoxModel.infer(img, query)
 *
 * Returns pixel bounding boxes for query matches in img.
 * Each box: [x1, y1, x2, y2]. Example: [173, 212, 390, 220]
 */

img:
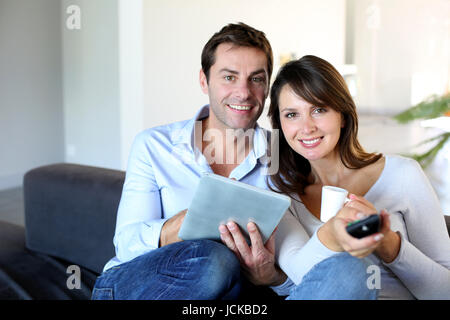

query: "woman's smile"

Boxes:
[298, 136, 324, 148]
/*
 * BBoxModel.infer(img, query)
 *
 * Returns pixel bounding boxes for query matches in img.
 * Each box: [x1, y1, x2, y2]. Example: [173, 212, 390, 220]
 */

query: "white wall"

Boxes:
[62, 0, 146, 171]
[62, 0, 121, 170]
[352, 0, 449, 114]
[142, 0, 346, 131]
[118, 0, 145, 170]
[0, 0, 64, 190]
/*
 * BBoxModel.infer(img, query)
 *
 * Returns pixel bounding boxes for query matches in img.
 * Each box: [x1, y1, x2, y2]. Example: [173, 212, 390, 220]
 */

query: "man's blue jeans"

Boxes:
[91, 240, 377, 300]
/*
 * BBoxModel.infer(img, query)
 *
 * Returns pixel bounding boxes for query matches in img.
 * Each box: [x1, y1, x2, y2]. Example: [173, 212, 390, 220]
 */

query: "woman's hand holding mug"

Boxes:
[318, 193, 390, 258]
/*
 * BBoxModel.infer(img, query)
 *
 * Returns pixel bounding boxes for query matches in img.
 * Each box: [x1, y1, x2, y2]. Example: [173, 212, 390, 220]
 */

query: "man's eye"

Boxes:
[252, 77, 264, 83]
[224, 75, 235, 81]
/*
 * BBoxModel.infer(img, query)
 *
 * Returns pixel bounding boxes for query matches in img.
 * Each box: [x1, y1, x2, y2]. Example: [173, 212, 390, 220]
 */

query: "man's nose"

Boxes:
[234, 80, 251, 101]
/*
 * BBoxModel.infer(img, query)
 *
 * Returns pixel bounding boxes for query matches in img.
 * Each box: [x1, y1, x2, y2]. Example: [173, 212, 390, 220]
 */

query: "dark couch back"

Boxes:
[23, 163, 125, 274]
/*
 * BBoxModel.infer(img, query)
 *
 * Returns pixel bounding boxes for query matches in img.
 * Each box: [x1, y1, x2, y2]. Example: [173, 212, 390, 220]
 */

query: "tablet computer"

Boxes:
[178, 173, 291, 244]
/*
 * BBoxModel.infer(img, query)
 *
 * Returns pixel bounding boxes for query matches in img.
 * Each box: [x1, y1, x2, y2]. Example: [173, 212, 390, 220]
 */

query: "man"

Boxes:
[92, 23, 281, 300]
[91, 23, 376, 300]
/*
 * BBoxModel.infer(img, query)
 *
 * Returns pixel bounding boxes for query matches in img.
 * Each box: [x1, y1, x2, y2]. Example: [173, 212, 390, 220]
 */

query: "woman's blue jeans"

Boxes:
[91, 240, 378, 300]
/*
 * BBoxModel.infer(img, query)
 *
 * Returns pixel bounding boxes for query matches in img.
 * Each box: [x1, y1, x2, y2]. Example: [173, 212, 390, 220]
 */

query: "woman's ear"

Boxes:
[199, 69, 209, 94]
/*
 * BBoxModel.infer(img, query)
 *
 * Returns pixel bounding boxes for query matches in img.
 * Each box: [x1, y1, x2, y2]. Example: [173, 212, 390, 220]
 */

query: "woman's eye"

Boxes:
[286, 112, 296, 118]
[313, 107, 327, 114]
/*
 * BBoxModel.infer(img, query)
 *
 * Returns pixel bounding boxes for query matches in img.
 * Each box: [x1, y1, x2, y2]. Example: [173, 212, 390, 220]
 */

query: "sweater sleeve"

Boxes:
[384, 158, 450, 299]
[275, 209, 339, 285]
[270, 277, 296, 296]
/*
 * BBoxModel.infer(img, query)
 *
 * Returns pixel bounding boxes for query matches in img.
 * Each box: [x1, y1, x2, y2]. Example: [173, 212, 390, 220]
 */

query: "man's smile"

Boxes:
[226, 104, 254, 112]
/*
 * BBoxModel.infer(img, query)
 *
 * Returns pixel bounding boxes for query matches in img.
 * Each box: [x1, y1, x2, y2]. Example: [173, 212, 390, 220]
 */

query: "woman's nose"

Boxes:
[300, 116, 317, 134]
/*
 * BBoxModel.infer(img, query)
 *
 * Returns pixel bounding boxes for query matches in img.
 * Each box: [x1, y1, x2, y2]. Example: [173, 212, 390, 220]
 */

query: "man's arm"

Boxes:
[113, 132, 167, 262]
[159, 209, 187, 247]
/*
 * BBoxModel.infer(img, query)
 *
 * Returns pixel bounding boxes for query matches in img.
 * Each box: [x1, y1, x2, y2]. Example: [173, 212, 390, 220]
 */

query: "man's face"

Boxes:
[199, 43, 269, 130]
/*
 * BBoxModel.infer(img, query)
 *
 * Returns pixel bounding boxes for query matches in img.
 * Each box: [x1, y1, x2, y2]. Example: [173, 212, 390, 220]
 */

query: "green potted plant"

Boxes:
[393, 93, 450, 168]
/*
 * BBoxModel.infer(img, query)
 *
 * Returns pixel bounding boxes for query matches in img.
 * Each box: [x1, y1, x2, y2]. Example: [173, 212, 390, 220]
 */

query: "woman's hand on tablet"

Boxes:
[219, 221, 287, 286]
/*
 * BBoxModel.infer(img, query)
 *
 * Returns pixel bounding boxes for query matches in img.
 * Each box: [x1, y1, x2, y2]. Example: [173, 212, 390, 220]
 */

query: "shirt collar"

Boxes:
[171, 105, 270, 160]
[252, 125, 270, 160]
[171, 105, 209, 147]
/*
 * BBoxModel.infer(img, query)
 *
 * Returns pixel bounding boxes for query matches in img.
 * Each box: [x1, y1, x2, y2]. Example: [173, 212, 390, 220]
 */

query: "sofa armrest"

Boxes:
[23, 163, 124, 274]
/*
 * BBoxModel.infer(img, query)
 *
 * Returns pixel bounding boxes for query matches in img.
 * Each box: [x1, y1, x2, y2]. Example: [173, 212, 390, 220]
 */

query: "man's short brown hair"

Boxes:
[201, 22, 273, 83]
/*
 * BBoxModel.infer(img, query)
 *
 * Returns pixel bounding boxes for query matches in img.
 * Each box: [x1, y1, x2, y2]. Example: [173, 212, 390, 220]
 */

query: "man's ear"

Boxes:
[264, 81, 270, 99]
[199, 69, 209, 94]
[263, 73, 270, 98]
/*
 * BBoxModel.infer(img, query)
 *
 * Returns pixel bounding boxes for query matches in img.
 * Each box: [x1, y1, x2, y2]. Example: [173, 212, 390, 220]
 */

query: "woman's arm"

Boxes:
[373, 210, 401, 263]
[381, 158, 450, 299]
[275, 210, 335, 284]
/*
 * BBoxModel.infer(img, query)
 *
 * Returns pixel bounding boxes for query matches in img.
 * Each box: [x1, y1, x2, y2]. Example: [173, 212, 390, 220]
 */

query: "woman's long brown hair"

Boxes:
[267, 55, 382, 195]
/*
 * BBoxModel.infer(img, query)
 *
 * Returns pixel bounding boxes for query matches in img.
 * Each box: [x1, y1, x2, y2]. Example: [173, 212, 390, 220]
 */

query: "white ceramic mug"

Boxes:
[320, 186, 350, 223]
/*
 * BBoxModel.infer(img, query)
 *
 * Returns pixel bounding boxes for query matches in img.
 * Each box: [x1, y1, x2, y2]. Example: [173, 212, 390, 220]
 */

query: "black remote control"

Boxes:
[346, 214, 381, 239]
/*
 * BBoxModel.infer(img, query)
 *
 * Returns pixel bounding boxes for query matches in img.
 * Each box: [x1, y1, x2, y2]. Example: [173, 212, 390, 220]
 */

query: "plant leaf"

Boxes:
[404, 132, 450, 168]
[393, 94, 450, 123]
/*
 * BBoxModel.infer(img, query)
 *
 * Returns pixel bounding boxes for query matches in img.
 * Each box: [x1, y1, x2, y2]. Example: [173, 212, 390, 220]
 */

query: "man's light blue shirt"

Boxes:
[103, 105, 274, 271]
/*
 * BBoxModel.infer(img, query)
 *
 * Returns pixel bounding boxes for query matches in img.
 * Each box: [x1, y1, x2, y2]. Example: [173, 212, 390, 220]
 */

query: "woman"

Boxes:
[218, 54, 392, 299]
[266, 55, 450, 299]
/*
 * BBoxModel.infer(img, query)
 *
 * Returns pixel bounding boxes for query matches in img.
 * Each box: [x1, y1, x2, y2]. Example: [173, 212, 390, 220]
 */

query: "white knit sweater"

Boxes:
[272, 155, 450, 299]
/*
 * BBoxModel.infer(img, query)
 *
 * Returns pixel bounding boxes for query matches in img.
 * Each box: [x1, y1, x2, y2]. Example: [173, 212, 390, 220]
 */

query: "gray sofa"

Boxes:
[0, 163, 123, 299]
[0, 163, 449, 300]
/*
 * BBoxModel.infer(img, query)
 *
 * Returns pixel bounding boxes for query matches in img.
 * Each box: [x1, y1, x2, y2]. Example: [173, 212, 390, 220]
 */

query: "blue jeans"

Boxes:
[92, 240, 241, 300]
[286, 253, 378, 300]
[92, 240, 377, 300]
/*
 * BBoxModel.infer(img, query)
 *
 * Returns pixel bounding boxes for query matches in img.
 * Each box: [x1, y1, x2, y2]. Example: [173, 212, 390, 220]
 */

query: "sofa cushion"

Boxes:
[0, 221, 97, 299]
[23, 163, 125, 274]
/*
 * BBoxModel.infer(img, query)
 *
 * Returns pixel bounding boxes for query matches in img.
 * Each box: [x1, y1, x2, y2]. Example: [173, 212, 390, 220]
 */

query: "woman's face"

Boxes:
[278, 85, 344, 162]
